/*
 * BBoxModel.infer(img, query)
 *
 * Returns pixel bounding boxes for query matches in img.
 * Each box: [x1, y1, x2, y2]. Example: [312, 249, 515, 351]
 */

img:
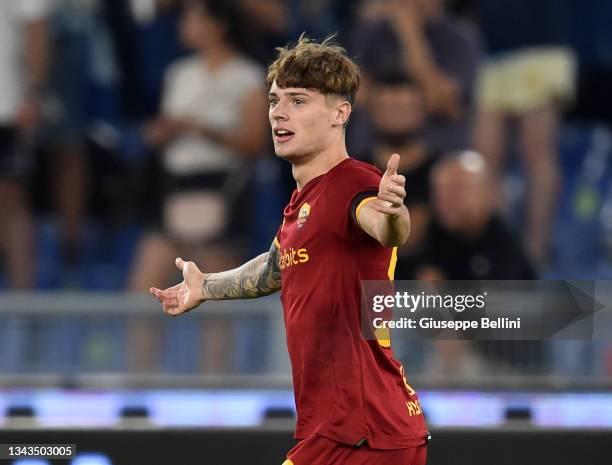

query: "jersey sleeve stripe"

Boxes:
[355, 196, 378, 226]
[387, 246, 398, 280]
[273, 236, 281, 248]
[376, 246, 398, 349]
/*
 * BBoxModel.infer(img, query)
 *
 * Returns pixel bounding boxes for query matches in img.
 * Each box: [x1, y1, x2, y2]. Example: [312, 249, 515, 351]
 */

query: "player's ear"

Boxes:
[334, 100, 351, 127]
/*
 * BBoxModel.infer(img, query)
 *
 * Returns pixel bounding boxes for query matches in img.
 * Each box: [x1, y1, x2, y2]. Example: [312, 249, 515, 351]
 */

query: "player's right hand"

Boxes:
[149, 257, 206, 316]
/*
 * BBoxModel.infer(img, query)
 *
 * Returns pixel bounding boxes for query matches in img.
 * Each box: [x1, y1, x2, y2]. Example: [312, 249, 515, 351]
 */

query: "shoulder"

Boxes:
[212, 57, 265, 101]
[333, 158, 383, 181]
[226, 57, 266, 86]
[325, 158, 382, 202]
[231, 56, 265, 76]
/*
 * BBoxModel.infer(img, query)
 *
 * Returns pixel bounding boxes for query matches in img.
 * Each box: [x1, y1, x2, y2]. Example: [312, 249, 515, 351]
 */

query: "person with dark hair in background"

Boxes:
[421, 152, 535, 281]
[366, 71, 435, 279]
[46, 0, 113, 269]
[128, 0, 268, 373]
[285, 0, 360, 41]
[419, 152, 539, 378]
[350, 0, 481, 155]
[234, 0, 290, 65]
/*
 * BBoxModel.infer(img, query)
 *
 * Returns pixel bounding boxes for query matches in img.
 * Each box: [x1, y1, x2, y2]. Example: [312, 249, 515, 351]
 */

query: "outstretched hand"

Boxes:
[372, 153, 407, 217]
[149, 258, 205, 316]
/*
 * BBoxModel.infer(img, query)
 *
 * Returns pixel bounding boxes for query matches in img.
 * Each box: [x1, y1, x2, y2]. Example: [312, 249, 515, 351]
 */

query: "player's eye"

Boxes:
[293, 99, 304, 105]
[269, 99, 278, 107]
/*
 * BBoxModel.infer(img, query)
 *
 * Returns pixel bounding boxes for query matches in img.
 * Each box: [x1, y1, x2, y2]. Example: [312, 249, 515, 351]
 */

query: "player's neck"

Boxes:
[292, 142, 349, 191]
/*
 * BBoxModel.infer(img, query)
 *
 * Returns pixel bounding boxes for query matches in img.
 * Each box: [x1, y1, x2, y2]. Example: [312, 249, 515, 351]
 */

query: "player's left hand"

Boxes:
[372, 153, 407, 218]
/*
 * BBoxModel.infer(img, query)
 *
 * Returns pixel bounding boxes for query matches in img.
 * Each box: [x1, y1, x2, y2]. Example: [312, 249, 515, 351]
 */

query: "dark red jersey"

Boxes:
[275, 157, 428, 449]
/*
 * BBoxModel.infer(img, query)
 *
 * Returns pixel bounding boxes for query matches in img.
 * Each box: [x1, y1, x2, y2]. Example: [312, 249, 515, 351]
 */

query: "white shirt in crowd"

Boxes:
[0, 0, 50, 124]
[161, 55, 264, 175]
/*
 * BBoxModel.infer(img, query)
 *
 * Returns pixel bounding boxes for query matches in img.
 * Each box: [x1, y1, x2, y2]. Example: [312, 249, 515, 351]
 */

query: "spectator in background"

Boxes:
[106, 0, 184, 121]
[0, 0, 50, 288]
[284, 0, 359, 41]
[418, 152, 538, 378]
[420, 152, 535, 281]
[474, 0, 576, 266]
[45, 0, 102, 267]
[0, 0, 49, 374]
[364, 70, 437, 373]
[128, 0, 268, 372]
[235, 0, 290, 65]
[366, 71, 435, 279]
[350, 0, 481, 155]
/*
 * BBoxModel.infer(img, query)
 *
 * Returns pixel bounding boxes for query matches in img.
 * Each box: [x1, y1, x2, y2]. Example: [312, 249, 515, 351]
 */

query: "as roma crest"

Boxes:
[297, 202, 311, 229]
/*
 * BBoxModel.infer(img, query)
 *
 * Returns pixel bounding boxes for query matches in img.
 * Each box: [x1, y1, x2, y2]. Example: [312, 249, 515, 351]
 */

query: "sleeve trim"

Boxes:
[351, 190, 379, 226]
[355, 196, 378, 226]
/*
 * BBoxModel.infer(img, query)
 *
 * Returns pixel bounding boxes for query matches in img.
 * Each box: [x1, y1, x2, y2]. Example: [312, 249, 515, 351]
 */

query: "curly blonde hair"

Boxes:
[267, 34, 360, 104]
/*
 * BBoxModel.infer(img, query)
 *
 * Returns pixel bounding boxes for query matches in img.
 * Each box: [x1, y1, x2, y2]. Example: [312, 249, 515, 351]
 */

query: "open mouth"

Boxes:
[273, 128, 295, 142]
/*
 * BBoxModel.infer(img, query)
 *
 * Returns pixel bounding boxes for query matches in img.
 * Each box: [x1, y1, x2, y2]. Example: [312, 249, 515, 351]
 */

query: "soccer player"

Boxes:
[150, 36, 429, 465]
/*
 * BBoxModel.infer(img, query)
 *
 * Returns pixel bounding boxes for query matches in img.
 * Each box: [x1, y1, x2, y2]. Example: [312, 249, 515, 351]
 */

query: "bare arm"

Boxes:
[387, 1, 461, 119]
[391, 4, 439, 83]
[358, 201, 411, 248]
[24, 18, 48, 93]
[202, 240, 282, 300]
[17, 18, 48, 130]
[150, 240, 282, 316]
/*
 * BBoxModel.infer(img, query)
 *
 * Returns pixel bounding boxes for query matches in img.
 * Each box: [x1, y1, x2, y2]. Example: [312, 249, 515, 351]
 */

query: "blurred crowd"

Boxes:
[1, 0, 612, 378]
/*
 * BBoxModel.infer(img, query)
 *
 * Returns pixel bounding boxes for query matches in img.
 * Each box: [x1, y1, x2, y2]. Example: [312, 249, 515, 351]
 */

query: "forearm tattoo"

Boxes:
[202, 242, 282, 300]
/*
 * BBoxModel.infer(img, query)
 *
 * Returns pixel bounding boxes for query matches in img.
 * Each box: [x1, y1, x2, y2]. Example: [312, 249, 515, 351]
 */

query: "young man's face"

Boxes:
[268, 80, 346, 161]
[370, 83, 425, 136]
[432, 161, 493, 232]
[179, 3, 224, 50]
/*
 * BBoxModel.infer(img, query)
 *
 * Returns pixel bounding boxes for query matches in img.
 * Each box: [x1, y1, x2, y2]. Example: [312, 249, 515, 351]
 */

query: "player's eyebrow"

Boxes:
[268, 91, 311, 98]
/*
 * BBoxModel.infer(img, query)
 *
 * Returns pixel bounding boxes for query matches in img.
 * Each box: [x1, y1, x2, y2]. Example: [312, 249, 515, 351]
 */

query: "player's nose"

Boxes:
[270, 103, 288, 120]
